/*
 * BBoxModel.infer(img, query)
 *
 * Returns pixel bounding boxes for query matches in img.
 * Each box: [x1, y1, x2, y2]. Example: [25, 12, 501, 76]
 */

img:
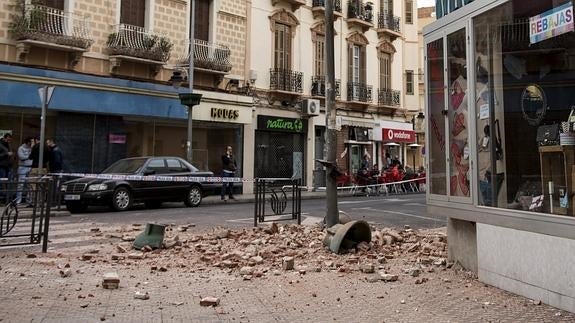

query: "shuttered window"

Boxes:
[405, 0, 413, 24]
[40, 0, 64, 9]
[314, 35, 325, 77]
[194, 0, 210, 41]
[379, 53, 391, 90]
[121, 0, 145, 27]
[347, 44, 366, 84]
[405, 70, 414, 94]
[381, 0, 393, 14]
[274, 23, 291, 69]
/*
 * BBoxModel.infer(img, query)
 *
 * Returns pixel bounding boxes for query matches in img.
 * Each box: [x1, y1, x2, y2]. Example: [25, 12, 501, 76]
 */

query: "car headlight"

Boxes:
[87, 184, 108, 191]
[60, 185, 67, 192]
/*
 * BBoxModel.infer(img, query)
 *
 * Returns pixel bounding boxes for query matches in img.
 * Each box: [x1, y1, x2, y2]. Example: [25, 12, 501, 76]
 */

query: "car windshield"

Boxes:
[102, 158, 147, 174]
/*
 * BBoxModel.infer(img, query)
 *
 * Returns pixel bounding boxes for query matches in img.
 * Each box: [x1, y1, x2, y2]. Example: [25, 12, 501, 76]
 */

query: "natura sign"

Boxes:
[257, 115, 307, 133]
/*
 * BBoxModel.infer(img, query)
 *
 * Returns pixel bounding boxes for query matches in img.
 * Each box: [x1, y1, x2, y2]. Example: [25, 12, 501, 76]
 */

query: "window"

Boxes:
[405, 70, 414, 94]
[146, 158, 168, 174]
[381, 0, 393, 14]
[314, 35, 325, 77]
[194, 0, 210, 41]
[274, 23, 291, 69]
[166, 159, 188, 172]
[120, 0, 145, 27]
[353, 45, 360, 83]
[405, 0, 413, 24]
[379, 53, 391, 90]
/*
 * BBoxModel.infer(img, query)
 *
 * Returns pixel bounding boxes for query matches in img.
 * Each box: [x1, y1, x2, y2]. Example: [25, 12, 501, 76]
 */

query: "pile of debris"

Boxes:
[84, 223, 449, 281]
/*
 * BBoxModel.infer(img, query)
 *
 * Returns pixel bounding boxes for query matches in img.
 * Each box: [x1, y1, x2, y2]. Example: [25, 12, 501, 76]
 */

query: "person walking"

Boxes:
[15, 137, 34, 204]
[221, 146, 237, 201]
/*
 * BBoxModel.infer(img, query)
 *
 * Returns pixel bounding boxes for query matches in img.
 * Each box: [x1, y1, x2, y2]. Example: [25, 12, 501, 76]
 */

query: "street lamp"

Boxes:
[169, 0, 202, 163]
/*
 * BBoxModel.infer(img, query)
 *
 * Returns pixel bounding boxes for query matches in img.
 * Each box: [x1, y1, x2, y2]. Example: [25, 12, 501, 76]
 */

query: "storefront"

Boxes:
[254, 115, 307, 180]
[425, 0, 575, 311]
[335, 117, 376, 176]
[374, 121, 417, 169]
[0, 64, 252, 178]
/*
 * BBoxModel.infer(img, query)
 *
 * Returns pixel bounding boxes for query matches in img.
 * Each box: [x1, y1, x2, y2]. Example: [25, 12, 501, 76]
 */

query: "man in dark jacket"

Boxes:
[221, 146, 237, 201]
[46, 139, 63, 173]
[0, 133, 14, 180]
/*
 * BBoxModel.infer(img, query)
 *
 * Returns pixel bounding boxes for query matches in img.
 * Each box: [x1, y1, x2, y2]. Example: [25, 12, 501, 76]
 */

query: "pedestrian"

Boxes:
[30, 136, 49, 176]
[221, 146, 237, 201]
[0, 133, 14, 179]
[0, 133, 14, 203]
[46, 138, 63, 173]
[15, 137, 34, 204]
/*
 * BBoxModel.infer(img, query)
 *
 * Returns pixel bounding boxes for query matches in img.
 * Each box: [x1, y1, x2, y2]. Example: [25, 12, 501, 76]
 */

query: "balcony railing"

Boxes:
[107, 24, 172, 62]
[312, 0, 342, 13]
[347, 82, 372, 103]
[311, 76, 340, 98]
[270, 68, 303, 93]
[10, 4, 93, 49]
[377, 12, 401, 33]
[347, 1, 374, 23]
[178, 39, 232, 73]
[378, 88, 401, 106]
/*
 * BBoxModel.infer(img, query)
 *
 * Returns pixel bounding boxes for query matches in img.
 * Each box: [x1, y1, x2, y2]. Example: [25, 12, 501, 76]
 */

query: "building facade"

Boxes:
[0, 0, 421, 192]
[424, 0, 575, 312]
[248, 0, 421, 187]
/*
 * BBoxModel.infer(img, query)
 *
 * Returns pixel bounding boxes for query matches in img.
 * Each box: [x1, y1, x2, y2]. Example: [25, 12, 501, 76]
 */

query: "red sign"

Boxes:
[382, 128, 415, 143]
[108, 134, 127, 144]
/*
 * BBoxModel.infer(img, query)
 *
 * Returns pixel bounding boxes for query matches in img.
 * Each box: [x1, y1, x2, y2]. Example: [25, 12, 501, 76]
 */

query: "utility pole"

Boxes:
[187, 0, 196, 163]
[324, 0, 338, 227]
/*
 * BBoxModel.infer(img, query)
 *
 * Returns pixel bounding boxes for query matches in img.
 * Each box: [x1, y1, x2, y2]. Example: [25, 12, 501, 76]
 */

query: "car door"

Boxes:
[166, 158, 190, 199]
[141, 158, 169, 199]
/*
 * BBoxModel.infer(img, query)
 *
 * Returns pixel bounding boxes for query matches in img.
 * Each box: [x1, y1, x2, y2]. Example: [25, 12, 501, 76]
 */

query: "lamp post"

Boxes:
[170, 0, 202, 163]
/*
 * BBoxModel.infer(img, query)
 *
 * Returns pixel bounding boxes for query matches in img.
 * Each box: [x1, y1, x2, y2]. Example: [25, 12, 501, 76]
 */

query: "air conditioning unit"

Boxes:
[302, 99, 320, 117]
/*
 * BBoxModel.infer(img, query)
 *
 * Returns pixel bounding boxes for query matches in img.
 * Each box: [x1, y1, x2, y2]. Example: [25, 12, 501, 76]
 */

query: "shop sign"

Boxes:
[257, 116, 307, 133]
[210, 107, 240, 120]
[109, 133, 126, 144]
[383, 128, 415, 143]
[530, 2, 574, 44]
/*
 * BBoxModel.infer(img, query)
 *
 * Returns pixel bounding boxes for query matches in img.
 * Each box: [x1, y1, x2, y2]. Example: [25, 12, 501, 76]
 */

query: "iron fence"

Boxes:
[107, 23, 172, 62]
[177, 39, 232, 72]
[377, 12, 401, 32]
[347, 0, 374, 23]
[269, 68, 303, 93]
[0, 177, 53, 252]
[311, 76, 341, 98]
[378, 88, 401, 106]
[347, 82, 372, 103]
[254, 178, 301, 226]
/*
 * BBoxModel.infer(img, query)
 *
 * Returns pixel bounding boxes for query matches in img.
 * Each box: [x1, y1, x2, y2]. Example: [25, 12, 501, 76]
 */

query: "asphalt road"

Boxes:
[63, 193, 446, 230]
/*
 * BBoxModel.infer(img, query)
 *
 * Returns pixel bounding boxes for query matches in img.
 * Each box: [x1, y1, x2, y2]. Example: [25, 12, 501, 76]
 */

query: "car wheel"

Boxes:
[112, 187, 132, 211]
[144, 200, 162, 209]
[184, 185, 202, 207]
[66, 202, 87, 214]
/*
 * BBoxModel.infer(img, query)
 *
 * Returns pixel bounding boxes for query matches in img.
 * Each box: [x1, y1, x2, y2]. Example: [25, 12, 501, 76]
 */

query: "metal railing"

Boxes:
[312, 0, 342, 12]
[254, 178, 301, 227]
[107, 24, 172, 62]
[347, 0, 374, 23]
[377, 12, 401, 33]
[378, 88, 401, 106]
[311, 76, 341, 98]
[347, 81, 372, 103]
[12, 4, 93, 48]
[270, 68, 303, 93]
[177, 39, 232, 73]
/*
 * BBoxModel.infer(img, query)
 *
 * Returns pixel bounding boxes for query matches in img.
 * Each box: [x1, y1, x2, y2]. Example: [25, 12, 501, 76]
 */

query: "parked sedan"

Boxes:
[62, 157, 217, 213]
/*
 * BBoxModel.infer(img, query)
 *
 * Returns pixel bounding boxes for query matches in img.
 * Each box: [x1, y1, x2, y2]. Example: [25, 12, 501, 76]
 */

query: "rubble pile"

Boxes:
[98, 223, 448, 280]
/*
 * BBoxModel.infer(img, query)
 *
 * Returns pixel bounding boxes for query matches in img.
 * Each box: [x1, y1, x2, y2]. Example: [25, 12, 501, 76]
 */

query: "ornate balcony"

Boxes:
[177, 39, 232, 75]
[270, 68, 303, 95]
[347, 1, 374, 32]
[377, 13, 401, 40]
[311, 76, 340, 99]
[377, 88, 401, 107]
[271, 0, 306, 11]
[311, 0, 343, 19]
[10, 3, 93, 66]
[347, 82, 372, 104]
[107, 24, 173, 75]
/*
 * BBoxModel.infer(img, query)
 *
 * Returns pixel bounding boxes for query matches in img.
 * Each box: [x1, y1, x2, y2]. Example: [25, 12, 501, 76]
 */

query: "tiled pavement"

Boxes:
[0, 221, 573, 322]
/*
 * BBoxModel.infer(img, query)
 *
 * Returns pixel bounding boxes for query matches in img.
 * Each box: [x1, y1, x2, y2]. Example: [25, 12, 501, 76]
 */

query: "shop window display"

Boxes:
[474, 0, 575, 216]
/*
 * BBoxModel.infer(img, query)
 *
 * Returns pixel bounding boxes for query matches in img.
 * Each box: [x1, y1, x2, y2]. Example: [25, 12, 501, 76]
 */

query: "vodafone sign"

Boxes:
[382, 128, 415, 143]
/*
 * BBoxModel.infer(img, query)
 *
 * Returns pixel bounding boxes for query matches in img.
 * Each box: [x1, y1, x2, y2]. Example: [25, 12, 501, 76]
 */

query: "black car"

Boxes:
[62, 157, 217, 213]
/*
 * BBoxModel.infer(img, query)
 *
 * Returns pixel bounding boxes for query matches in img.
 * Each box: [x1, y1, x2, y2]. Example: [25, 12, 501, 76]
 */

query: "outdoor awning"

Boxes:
[384, 142, 400, 146]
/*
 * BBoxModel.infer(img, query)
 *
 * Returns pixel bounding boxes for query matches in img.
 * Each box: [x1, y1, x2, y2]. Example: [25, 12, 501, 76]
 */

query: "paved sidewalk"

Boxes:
[0, 221, 572, 322]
